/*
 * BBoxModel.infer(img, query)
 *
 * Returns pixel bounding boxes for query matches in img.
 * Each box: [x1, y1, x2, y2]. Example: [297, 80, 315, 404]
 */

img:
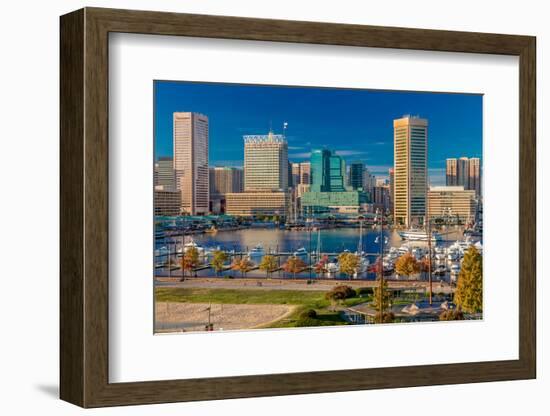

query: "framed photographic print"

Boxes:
[60, 7, 536, 408]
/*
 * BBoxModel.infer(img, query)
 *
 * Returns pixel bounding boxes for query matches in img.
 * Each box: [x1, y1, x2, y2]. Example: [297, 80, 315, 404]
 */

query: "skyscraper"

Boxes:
[468, 157, 481, 198]
[446, 158, 458, 186]
[388, 167, 395, 212]
[349, 161, 364, 190]
[393, 115, 428, 227]
[310, 149, 346, 192]
[173, 112, 209, 215]
[243, 131, 288, 191]
[291, 163, 301, 188]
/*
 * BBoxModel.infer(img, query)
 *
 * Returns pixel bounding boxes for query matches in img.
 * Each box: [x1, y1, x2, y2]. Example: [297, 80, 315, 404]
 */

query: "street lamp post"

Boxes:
[375, 208, 386, 320]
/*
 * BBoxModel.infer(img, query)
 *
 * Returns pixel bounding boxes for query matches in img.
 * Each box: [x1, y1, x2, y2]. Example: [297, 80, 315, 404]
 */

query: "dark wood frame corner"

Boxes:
[60, 7, 536, 408]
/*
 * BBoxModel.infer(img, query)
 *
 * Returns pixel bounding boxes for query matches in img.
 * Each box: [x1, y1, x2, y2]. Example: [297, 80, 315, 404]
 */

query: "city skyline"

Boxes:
[154, 81, 483, 185]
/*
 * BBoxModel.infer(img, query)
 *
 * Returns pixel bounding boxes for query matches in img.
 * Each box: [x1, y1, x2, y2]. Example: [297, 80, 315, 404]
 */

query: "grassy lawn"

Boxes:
[155, 287, 372, 328]
[155, 287, 330, 308]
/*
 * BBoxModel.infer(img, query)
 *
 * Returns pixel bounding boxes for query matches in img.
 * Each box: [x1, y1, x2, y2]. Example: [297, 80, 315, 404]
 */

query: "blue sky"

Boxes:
[154, 81, 482, 185]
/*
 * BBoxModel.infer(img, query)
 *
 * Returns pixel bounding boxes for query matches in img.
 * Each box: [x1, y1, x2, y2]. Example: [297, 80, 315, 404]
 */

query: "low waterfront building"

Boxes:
[301, 190, 368, 214]
[427, 186, 476, 223]
[225, 191, 290, 217]
[154, 187, 182, 216]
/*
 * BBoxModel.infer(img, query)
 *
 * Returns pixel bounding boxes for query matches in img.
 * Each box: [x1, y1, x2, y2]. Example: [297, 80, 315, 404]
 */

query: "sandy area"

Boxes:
[155, 302, 295, 333]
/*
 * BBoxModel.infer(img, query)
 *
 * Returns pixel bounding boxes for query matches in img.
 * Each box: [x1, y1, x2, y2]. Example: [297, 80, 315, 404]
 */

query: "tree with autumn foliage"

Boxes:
[395, 252, 421, 279]
[313, 255, 329, 276]
[259, 255, 278, 278]
[231, 257, 255, 278]
[338, 252, 360, 279]
[210, 250, 228, 276]
[283, 256, 307, 279]
[181, 246, 201, 279]
[371, 277, 393, 323]
[454, 246, 483, 313]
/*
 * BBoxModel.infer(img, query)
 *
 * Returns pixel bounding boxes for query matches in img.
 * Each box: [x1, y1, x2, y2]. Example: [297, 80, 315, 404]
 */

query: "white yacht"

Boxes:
[183, 239, 205, 254]
[398, 229, 442, 242]
[293, 247, 308, 257]
[247, 245, 265, 258]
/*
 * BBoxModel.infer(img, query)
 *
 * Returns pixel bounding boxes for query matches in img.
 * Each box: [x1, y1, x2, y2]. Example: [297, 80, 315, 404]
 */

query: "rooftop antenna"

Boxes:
[283, 121, 288, 138]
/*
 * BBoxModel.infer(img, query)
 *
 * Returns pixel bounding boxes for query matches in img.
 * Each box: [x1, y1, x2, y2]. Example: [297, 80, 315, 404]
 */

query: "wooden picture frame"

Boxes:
[60, 7, 536, 408]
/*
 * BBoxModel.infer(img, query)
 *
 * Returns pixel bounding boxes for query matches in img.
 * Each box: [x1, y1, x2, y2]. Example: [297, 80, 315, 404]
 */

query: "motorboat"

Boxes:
[183, 238, 205, 254]
[293, 247, 308, 257]
[247, 245, 265, 258]
[398, 229, 442, 242]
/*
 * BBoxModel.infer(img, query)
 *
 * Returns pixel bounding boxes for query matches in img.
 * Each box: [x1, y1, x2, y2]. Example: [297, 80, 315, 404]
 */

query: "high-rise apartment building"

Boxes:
[457, 157, 470, 188]
[173, 112, 209, 215]
[446, 158, 458, 186]
[468, 157, 481, 198]
[349, 161, 364, 190]
[446, 157, 481, 198]
[243, 132, 288, 192]
[393, 115, 428, 227]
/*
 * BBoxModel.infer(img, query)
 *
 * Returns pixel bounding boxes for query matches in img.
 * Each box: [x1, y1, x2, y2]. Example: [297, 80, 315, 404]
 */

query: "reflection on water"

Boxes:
[189, 228, 400, 255]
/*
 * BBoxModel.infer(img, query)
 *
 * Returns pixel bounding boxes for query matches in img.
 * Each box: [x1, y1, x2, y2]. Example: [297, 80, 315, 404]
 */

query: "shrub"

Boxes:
[439, 309, 465, 321]
[356, 287, 374, 296]
[325, 285, 357, 302]
[300, 309, 318, 319]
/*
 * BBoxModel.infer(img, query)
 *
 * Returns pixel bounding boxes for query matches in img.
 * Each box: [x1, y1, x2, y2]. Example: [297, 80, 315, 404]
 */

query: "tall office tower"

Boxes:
[299, 162, 311, 185]
[173, 112, 209, 215]
[349, 161, 364, 190]
[469, 157, 481, 197]
[243, 131, 288, 192]
[154, 156, 176, 191]
[446, 158, 458, 186]
[393, 115, 428, 227]
[457, 157, 470, 188]
[389, 167, 395, 211]
[310, 149, 346, 192]
[291, 163, 301, 187]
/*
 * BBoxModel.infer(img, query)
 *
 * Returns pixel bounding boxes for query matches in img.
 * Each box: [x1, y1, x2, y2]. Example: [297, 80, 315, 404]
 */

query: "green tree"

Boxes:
[395, 252, 421, 278]
[283, 256, 307, 279]
[259, 255, 278, 278]
[231, 257, 255, 278]
[181, 247, 201, 278]
[454, 246, 483, 313]
[338, 252, 360, 279]
[210, 250, 228, 276]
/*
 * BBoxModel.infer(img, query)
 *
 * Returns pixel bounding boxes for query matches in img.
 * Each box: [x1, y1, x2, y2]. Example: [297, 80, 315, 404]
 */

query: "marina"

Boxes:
[154, 220, 481, 282]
